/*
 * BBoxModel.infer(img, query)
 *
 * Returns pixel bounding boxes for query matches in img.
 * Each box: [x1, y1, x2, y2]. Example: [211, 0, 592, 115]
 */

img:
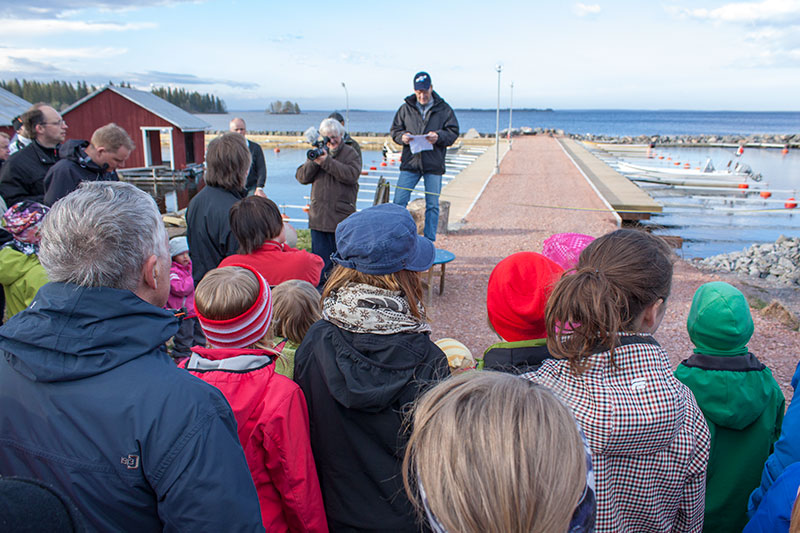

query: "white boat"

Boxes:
[616, 159, 762, 182]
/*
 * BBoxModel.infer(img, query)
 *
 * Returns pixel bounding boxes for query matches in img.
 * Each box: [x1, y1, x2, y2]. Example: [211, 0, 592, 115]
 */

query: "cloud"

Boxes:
[269, 34, 303, 43]
[1, 1, 197, 19]
[0, 18, 156, 35]
[573, 3, 601, 16]
[132, 71, 259, 89]
[675, 0, 800, 25]
[0, 45, 127, 61]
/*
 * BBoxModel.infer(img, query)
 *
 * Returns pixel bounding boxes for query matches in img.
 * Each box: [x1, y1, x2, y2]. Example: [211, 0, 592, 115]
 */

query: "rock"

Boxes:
[762, 301, 800, 330]
[463, 128, 480, 140]
[407, 198, 450, 237]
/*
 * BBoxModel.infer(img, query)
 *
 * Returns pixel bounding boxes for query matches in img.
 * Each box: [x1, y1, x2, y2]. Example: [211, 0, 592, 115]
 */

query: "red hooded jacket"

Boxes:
[181, 347, 327, 532]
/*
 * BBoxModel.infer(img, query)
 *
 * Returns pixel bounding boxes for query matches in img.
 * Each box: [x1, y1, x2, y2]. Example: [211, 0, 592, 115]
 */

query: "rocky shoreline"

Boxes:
[567, 132, 799, 148]
[697, 236, 800, 285]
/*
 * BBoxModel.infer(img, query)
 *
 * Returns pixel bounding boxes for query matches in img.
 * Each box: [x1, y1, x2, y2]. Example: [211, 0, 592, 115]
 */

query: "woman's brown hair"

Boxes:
[205, 132, 251, 191]
[403, 371, 586, 533]
[271, 280, 321, 344]
[229, 196, 283, 254]
[545, 228, 673, 374]
[323, 265, 426, 320]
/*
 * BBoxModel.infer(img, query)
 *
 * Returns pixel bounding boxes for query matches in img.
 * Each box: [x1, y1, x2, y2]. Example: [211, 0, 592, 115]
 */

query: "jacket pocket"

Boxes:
[335, 199, 354, 214]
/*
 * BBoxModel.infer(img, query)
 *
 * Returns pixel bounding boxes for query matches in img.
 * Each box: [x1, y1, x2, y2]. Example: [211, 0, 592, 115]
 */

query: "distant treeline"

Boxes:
[151, 87, 227, 114]
[455, 107, 554, 112]
[0, 79, 98, 111]
[268, 100, 301, 114]
[1, 79, 227, 114]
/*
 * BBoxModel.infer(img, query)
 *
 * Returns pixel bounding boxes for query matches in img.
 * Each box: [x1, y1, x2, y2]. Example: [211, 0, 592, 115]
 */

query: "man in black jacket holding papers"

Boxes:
[390, 71, 459, 241]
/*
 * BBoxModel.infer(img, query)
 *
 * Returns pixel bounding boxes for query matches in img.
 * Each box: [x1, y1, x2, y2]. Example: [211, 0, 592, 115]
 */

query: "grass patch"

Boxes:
[296, 229, 311, 251]
[747, 296, 769, 310]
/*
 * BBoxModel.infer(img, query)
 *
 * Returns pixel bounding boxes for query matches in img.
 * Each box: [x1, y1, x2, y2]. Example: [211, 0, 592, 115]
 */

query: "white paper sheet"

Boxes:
[409, 135, 433, 154]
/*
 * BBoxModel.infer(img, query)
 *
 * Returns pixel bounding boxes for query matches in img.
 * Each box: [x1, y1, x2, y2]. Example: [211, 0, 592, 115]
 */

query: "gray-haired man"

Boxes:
[0, 182, 264, 531]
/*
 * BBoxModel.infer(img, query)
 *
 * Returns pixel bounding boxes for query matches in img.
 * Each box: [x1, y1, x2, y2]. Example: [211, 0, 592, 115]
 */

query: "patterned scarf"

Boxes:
[322, 283, 431, 335]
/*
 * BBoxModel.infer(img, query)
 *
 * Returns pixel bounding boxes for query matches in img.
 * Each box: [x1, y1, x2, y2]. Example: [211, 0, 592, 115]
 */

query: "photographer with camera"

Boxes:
[295, 118, 361, 286]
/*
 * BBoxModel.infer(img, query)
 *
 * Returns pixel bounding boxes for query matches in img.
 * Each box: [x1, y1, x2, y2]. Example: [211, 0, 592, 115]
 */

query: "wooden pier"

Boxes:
[558, 137, 662, 221]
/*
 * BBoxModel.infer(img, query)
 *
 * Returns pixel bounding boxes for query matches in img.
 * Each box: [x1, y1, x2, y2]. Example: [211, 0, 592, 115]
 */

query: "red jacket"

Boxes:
[220, 241, 323, 287]
[181, 347, 327, 532]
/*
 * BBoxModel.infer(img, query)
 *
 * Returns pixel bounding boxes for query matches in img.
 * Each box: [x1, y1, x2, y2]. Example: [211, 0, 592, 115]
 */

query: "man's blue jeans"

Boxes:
[311, 229, 336, 289]
[393, 170, 442, 241]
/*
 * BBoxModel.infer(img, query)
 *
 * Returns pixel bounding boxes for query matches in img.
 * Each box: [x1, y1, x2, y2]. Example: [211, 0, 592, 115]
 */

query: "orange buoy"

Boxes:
[380, 162, 387, 167]
[273, 147, 280, 153]
[658, 155, 664, 159]
[674, 161, 681, 166]
[391, 160, 396, 165]
[786, 198, 797, 209]
[302, 204, 310, 213]
[667, 157, 672, 160]
[361, 170, 368, 175]
[783, 145, 790, 155]
[738, 183, 749, 189]
[737, 145, 744, 156]
[683, 163, 690, 168]
[760, 191, 772, 198]
[370, 166, 377, 170]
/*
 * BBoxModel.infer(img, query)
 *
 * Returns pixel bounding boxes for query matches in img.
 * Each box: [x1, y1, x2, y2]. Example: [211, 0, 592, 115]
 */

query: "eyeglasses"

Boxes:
[42, 119, 66, 126]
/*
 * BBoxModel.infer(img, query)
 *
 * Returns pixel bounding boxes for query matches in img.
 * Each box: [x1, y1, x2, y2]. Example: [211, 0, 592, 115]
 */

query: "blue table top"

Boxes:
[433, 248, 455, 265]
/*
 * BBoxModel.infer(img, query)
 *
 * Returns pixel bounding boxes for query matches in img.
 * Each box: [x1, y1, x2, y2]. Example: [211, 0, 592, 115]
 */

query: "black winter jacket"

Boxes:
[0, 140, 60, 205]
[186, 184, 244, 284]
[43, 140, 118, 206]
[390, 92, 459, 176]
[294, 319, 449, 532]
[245, 139, 267, 190]
[0, 283, 264, 532]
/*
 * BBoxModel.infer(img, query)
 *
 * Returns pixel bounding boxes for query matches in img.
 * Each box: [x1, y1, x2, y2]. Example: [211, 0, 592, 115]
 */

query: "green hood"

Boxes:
[687, 282, 753, 356]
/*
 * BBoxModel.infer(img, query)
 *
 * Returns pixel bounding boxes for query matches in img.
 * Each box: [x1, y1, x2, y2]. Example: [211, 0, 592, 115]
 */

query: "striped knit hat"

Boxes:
[196, 264, 273, 349]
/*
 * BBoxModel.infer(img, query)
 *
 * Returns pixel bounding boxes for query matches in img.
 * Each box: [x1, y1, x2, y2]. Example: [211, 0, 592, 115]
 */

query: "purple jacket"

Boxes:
[167, 261, 196, 317]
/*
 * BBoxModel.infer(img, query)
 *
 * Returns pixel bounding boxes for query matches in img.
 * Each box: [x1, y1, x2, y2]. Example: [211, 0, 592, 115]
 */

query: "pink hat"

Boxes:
[542, 233, 595, 270]
[487, 252, 563, 342]
[197, 264, 273, 349]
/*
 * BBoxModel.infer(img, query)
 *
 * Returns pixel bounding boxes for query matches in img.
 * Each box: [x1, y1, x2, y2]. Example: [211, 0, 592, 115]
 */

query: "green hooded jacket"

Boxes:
[0, 247, 49, 318]
[674, 282, 784, 533]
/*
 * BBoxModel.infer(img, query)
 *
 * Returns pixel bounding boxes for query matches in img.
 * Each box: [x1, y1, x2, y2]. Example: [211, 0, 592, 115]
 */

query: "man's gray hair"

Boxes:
[319, 118, 345, 138]
[39, 182, 168, 291]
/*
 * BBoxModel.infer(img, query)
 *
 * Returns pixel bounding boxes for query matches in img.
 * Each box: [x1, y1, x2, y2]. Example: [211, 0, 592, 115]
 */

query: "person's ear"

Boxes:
[639, 298, 665, 331]
[142, 254, 159, 291]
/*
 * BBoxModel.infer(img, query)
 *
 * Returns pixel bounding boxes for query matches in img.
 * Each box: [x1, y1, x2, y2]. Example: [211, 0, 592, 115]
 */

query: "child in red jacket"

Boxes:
[180, 263, 327, 532]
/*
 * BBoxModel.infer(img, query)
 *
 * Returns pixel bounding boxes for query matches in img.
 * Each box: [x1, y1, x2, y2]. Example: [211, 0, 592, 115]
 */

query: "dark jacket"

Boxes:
[482, 338, 554, 374]
[294, 319, 449, 532]
[295, 144, 361, 233]
[43, 140, 118, 206]
[246, 139, 267, 190]
[390, 91, 459, 176]
[0, 282, 264, 532]
[186, 184, 244, 284]
[343, 133, 362, 161]
[0, 140, 60, 205]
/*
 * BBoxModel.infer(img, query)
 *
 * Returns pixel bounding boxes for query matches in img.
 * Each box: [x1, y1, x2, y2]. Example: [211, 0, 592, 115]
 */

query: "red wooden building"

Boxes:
[0, 87, 32, 138]
[62, 85, 210, 170]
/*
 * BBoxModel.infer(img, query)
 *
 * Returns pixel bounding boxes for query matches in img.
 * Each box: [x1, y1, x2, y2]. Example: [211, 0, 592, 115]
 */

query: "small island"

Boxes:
[268, 100, 301, 114]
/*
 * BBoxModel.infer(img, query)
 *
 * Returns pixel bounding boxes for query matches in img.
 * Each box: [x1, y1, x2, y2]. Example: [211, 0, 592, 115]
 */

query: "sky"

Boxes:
[0, 0, 798, 111]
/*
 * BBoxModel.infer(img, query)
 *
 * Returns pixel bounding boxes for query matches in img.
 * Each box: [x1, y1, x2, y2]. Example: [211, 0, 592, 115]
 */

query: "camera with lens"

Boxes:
[306, 137, 330, 160]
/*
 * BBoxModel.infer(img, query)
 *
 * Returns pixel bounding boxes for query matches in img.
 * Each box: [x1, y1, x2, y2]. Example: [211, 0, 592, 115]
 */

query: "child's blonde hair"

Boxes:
[271, 280, 321, 344]
[403, 371, 587, 533]
[195, 267, 272, 348]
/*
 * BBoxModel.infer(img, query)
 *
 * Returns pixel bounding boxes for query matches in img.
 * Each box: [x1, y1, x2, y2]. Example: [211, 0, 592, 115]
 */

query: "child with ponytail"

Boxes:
[524, 229, 711, 532]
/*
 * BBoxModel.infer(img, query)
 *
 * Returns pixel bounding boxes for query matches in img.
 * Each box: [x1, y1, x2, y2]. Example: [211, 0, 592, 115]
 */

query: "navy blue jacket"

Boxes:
[187, 184, 243, 285]
[43, 140, 118, 206]
[0, 282, 264, 532]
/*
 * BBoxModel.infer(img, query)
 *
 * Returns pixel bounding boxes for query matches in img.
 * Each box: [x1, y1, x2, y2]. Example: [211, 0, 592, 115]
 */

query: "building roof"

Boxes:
[63, 85, 210, 132]
[0, 87, 32, 127]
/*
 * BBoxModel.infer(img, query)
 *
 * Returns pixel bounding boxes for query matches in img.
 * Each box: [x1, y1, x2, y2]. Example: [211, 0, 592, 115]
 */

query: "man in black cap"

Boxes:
[390, 71, 459, 241]
[328, 112, 361, 160]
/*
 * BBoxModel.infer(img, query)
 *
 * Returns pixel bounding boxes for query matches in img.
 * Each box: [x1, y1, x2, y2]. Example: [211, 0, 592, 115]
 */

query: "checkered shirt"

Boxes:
[523, 334, 710, 532]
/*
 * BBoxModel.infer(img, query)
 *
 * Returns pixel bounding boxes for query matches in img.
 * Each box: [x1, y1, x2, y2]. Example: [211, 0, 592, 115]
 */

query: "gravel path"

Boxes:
[427, 135, 800, 397]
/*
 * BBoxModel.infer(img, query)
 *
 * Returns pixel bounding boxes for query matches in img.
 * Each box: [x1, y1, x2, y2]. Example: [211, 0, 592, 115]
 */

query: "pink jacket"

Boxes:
[181, 347, 328, 532]
[167, 261, 196, 317]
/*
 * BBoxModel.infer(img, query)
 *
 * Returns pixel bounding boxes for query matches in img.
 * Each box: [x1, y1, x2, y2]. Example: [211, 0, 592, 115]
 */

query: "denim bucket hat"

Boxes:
[331, 203, 435, 275]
